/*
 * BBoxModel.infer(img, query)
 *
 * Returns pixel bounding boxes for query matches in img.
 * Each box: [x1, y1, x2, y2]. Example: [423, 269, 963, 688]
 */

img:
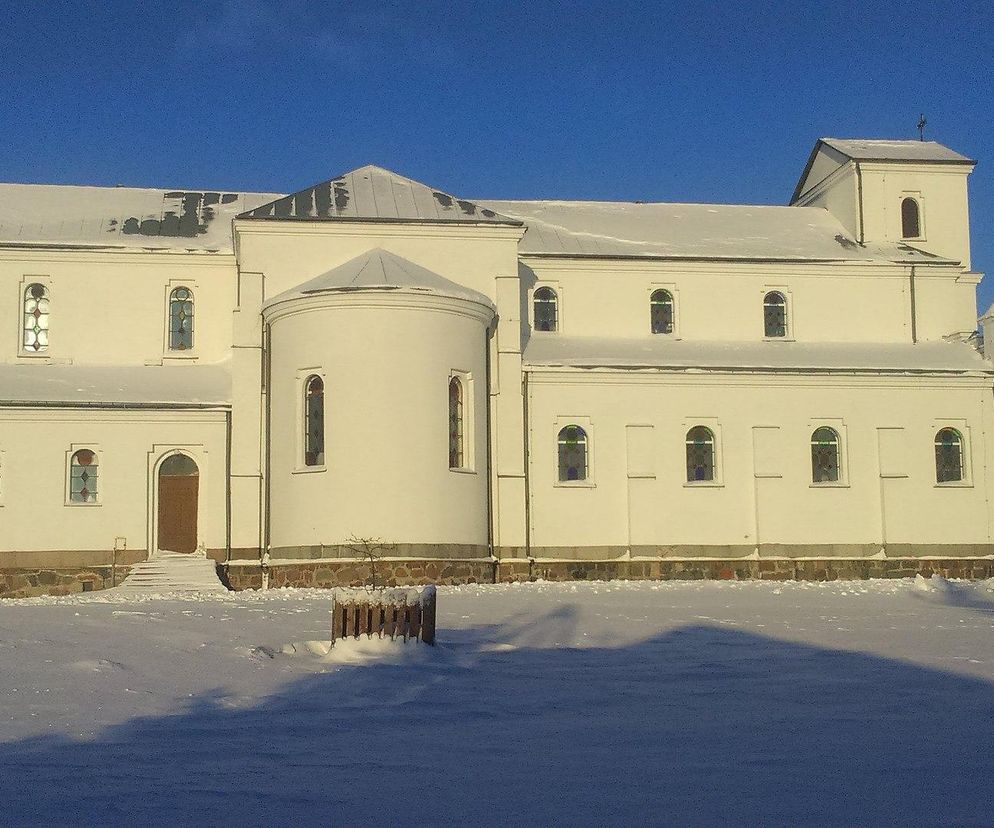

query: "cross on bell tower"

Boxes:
[917, 113, 927, 141]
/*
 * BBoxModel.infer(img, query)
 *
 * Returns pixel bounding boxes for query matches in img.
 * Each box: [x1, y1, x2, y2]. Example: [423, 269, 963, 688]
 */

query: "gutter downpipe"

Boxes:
[485, 324, 495, 581]
[910, 264, 918, 344]
[224, 409, 232, 564]
[262, 320, 272, 589]
[855, 162, 865, 245]
[483, 324, 500, 584]
[522, 370, 532, 570]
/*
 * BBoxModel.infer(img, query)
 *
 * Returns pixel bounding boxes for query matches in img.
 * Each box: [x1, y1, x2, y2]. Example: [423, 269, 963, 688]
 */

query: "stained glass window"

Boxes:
[935, 428, 963, 483]
[534, 287, 558, 332]
[23, 283, 50, 352]
[811, 427, 841, 483]
[650, 289, 674, 334]
[686, 426, 715, 482]
[168, 287, 194, 350]
[901, 198, 921, 239]
[304, 375, 324, 467]
[70, 449, 98, 503]
[449, 377, 464, 469]
[763, 291, 787, 338]
[557, 425, 588, 482]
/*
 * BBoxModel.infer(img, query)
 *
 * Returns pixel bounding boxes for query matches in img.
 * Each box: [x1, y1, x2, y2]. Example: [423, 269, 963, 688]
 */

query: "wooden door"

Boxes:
[157, 455, 199, 553]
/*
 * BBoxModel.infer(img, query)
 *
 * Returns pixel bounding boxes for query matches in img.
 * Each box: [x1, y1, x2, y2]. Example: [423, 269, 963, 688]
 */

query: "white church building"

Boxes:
[2, 137, 993, 597]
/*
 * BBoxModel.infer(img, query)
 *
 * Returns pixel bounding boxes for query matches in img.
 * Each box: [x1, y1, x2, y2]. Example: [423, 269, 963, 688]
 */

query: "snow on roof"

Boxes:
[523, 336, 991, 374]
[0, 362, 231, 406]
[239, 165, 521, 226]
[819, 138, 975, 165]
[0, 183, 281, 251]
[478, 200, 942, 262]
[264, 248, 494, 310]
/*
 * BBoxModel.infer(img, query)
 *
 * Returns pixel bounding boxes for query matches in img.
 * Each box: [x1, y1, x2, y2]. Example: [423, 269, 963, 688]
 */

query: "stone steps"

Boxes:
[115, 551, 228, 594]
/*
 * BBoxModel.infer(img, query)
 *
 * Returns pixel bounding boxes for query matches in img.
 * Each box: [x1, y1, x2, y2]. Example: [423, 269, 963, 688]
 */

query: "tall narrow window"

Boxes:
[534, 287, 558, 332]
[448, 377, 464, 469]
[304, 375, 325, 467]
[168, 287, 195, 351]
[935, 428, 964, 483]
[763, 291, 787, 338]
[23, 283, 50, 352]
[901, 197, 921, 239]
[70, 449, 98, 503]
[811, 427, 841, 483]
[686, 426, 715, 482]
[557, 425, 588, 482]
[650, 289, 675, 334]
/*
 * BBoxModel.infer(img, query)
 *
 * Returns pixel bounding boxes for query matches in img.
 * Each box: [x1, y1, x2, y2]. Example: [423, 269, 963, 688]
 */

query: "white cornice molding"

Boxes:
[233, 219, 526, 244]
[0, 247, 236, 267]
[263, 288, 495, 326]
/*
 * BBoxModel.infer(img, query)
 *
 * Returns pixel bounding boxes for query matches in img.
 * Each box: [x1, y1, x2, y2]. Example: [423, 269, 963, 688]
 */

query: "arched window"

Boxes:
[935, 428, 964, 483]
[650, 289, 674, 334]
[70, 449, 98, 503]
[811, 427, 841, 483]
[685, 426, 715, 482]
[557, 425, 588, 482]
[23, 283, 50, 352]
[448, 377, 464, 469]
[534, 287, 558, 332]
[763, 291, 787, 338]
[168, 287, 195, 351]
[304, 375, 325, 467]
[901, 197, 921, 239]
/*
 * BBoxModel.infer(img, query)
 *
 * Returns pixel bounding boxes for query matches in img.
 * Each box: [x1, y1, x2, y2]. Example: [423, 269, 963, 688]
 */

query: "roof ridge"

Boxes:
[237, 165, 521, 225]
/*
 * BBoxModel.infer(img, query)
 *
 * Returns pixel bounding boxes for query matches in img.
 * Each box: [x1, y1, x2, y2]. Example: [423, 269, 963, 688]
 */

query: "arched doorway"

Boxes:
[157, 454, 199, 553]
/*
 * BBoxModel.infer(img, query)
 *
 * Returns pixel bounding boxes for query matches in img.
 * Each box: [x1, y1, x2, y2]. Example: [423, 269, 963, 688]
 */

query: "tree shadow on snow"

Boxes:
[3, 615, 994, 827]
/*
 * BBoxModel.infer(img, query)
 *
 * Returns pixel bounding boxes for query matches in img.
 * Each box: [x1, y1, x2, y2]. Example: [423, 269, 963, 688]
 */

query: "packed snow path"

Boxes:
[1, 578, 993, 826]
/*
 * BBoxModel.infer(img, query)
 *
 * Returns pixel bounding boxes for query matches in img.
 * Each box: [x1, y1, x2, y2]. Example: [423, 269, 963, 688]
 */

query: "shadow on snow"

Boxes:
[4, 607, 994, 827]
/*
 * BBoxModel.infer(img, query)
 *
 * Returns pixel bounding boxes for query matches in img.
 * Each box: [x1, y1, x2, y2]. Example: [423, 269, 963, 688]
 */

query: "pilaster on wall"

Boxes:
[230, 270, 265, 554]
[492, 273, 527, 551]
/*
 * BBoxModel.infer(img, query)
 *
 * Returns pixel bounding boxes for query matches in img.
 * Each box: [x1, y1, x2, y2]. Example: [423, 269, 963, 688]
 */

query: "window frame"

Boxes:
[66, 444, 101, 506]
[447, 370, 475, 473]
[18, 276, 53, 359]
[293, 368, 327, 474]
[163, 279, 199, 359]
[553, 416, 594, 487]
[809, 421, 849, 487]
[761, 288, 792, 340]
[900, 193, 925, 241]
[933, 422, 971, 487]
[648, 284, 679, 336]
[682, 418, 724, 487]
[531, 283, 561, 334]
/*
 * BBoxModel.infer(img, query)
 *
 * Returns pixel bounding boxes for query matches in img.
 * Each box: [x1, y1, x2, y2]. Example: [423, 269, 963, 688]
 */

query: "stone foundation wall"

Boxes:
[4, 555, 993, 598]
[221, 555, 994, 591]
[223, 558, 497, 591]
[0, 565, 133, 598]
[504, 558, 994, 583]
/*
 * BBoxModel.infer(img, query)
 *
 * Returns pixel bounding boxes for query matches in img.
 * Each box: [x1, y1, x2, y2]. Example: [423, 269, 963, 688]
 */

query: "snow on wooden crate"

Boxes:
[330, 585, 436, 645]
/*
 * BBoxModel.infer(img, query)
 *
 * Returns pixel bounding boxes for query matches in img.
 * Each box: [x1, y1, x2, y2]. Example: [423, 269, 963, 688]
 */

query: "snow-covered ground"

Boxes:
[2, 578, 993, 826]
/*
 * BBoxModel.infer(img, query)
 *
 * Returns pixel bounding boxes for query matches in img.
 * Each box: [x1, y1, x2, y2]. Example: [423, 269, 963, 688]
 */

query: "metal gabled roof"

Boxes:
[239, 165, 521, 226]
[791, 138, 975, 204]
[264, 248, 494, 310]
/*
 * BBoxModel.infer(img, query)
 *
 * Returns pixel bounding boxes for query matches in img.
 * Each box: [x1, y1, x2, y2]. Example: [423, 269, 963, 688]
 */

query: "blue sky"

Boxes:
[3, 1, 992, 310]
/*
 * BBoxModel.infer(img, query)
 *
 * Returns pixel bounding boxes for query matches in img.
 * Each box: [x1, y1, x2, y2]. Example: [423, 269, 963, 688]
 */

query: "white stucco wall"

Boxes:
[0, 250, 236, 366]
[0, 409, 227, 559]
[525, 371, 994, 555]
[264, 291, 491, 553]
